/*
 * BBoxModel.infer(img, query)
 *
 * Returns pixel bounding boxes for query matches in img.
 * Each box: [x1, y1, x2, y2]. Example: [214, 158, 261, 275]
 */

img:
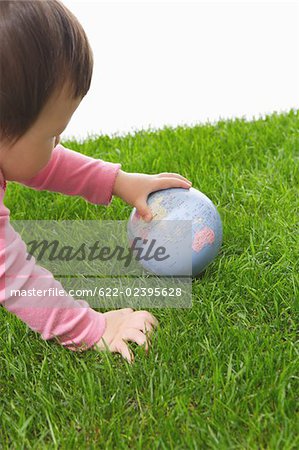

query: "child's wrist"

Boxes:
[91, 312, 107, 350]
[112, 169, 126, 197]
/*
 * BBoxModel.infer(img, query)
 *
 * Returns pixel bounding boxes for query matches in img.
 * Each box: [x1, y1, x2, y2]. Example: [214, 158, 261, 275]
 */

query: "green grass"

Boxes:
[0, 110, 298, 449]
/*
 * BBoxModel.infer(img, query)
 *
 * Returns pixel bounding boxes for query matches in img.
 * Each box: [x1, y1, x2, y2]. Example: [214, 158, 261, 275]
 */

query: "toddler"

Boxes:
[0, 0, 192, 363]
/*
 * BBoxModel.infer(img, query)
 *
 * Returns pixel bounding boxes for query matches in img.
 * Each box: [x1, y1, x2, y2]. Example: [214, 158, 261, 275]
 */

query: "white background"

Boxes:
[61, 0, 299, 141]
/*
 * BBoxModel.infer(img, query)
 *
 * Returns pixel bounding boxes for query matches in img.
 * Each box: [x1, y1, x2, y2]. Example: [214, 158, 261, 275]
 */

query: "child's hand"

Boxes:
[93, 308, 158, 363]
[113, 170, 192, 222]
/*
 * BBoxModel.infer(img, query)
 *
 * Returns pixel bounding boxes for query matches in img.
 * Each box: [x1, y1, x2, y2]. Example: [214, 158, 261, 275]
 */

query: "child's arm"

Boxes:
[0, 144, 121, 352]
[17, 144, 121, 206]
[3, 144, 188, 359]
[0, 208, 106, 351]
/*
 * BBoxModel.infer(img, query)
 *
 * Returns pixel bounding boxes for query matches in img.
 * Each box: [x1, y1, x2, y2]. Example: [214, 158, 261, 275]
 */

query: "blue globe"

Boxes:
[127, 187, 223, 277]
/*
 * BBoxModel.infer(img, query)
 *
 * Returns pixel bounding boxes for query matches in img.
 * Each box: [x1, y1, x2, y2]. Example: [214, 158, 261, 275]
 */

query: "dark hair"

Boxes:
[0, 0, 93, 148]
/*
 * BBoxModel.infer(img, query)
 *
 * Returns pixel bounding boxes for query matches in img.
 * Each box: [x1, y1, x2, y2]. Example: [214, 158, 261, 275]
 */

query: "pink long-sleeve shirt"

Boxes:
[0, 144, 121, 351]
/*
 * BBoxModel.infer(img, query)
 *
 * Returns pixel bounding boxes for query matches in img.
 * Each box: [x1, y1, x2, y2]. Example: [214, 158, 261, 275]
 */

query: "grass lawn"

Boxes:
[0, 110, 298, 449]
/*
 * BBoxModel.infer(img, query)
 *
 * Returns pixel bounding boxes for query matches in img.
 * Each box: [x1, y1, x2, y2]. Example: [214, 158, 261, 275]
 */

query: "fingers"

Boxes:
[95, 309, 159, 364]
[122, 328, 150, 352]
[134, 174, 192, 222]
[97, 337, 136, 364]
[155, 177, 192, 190]
[142, 321, 154, 337]
[157, 172, 192, 184]
[139, 310, 159, 328]
[114, 340, 135, 364]
[134, 199, 153, 222]
[119, 308, 134, 314]
[128, 311, 158, 337]
[113, 327, 151, 362]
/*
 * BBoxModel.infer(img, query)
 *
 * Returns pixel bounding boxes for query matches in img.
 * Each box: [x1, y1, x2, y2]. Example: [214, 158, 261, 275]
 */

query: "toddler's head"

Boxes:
[0, 0, 93, 180]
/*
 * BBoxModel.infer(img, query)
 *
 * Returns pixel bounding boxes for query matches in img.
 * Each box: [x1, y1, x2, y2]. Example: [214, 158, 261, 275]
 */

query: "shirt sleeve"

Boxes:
[0, 144, 121, 351]
[17, 144, 121, 206]
[0, 215, 106, 351]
